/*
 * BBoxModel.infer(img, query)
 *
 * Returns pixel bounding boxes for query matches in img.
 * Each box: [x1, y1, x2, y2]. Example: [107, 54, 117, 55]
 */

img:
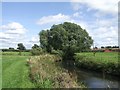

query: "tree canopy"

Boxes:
[39, 22, 93, 60]
[17, 43, 26, 50]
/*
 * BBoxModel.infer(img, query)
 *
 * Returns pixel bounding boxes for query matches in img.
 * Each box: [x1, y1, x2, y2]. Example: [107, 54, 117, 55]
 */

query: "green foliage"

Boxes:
[31, 44, 43, 55]
[17, 43, 26, 50]
[39, 22, 93, 60]
[34, 74, 52, 88]
[51, 49, 63, 57]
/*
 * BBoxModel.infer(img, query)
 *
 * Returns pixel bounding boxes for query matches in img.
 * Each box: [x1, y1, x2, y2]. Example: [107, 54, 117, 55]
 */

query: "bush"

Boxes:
[31, 48, 43, 55]
[51, 49, 63, 57]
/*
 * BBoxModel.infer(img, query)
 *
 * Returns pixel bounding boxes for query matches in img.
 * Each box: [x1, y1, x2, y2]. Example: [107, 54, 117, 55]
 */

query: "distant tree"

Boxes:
[9, 47, 14, 50]
[39, 22, 93, 61]
[17, 43, 26, 50]
[9, 47, 14, 51]
[17, 43, 26, 55]
[94, 47, 98, 49]
[105, 46, 112, 48]
[112, 46, 119, 48]
[101, 46, 104, 48]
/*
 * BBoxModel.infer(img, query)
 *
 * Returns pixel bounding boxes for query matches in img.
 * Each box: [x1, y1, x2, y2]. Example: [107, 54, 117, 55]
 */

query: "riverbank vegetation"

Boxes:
[27, 54, 86, 88]
[74, 52, 120, 76]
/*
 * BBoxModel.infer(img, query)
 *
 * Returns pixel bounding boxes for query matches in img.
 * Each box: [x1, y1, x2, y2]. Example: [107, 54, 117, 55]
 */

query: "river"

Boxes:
[75, 68, 120, 88]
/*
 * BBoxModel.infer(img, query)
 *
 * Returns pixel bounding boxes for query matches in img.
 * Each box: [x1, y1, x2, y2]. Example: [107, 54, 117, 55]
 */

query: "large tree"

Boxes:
[39, 22, 93, 60]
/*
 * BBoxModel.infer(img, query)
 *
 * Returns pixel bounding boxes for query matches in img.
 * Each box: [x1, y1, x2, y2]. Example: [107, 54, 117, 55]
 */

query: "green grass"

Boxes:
[2, 55, 35, 88]
[1, 51, 31, 56]
[76, 52, 118, 63]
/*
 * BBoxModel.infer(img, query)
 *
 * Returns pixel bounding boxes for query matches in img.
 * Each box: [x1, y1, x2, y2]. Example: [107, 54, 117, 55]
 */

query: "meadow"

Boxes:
[74, 52, 120, 76]
[2, 52, 35, 88]
[76, 52, 118, 62]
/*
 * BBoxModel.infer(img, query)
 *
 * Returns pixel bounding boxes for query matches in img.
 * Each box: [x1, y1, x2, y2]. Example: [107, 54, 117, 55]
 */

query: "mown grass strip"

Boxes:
[2, 55, 35, 88]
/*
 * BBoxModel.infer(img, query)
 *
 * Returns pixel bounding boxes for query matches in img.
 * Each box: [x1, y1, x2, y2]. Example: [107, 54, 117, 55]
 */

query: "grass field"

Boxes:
[2, 54, 35, 88]
[76, 52, 119, 63]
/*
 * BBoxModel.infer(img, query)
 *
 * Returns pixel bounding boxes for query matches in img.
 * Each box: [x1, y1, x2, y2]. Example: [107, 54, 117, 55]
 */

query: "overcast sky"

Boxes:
[0, 0, 119, 49]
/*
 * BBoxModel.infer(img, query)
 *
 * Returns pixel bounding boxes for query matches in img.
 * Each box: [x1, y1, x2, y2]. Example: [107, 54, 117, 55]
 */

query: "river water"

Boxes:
[76, 68, 120, 88]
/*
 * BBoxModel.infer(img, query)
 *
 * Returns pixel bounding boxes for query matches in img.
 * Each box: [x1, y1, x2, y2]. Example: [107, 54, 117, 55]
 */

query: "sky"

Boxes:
[0, 0, 119, 49]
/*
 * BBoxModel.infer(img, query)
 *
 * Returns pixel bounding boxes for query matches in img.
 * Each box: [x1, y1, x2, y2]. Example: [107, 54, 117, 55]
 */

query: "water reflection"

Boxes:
[77, 69, 120, 88]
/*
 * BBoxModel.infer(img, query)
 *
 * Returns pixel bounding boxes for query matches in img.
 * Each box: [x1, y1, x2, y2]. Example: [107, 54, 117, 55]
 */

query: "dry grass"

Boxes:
[28, 54, 85, 88]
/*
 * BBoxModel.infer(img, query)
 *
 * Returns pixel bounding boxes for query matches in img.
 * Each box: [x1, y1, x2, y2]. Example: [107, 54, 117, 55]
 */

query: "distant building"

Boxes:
[91, 47, 120, 52]
[104, 49, 112, 52]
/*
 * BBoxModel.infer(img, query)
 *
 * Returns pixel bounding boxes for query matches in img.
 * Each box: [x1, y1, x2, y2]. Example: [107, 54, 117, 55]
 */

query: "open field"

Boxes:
[74, 52, 120, 76]
[76, 52, 118, 62]
[2, 55, 35, 88]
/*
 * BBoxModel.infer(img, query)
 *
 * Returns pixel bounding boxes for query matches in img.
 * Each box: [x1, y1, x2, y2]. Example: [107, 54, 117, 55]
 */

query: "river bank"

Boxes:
[74, 52, 120, 76]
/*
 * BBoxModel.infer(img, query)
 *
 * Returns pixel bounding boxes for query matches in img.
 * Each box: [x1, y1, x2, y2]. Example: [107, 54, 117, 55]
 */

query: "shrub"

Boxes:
[31, 48, 43, 55]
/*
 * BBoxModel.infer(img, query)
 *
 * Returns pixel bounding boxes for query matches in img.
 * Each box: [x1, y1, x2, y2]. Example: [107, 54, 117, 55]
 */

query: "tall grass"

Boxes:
[28, 54, 85, 88]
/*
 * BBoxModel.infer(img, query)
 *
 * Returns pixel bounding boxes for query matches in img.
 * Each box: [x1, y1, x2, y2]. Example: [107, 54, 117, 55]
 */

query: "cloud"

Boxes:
[71, 0, 118, 15]
[0, 22, 28, 49]
[29, 35, 39, 44]
[0, 22, 40, 49]
[37, 13, 71, 25]
[73, 12, 83, 18]
[87, 19, 118, 47]
[1, 22, 27, 35]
